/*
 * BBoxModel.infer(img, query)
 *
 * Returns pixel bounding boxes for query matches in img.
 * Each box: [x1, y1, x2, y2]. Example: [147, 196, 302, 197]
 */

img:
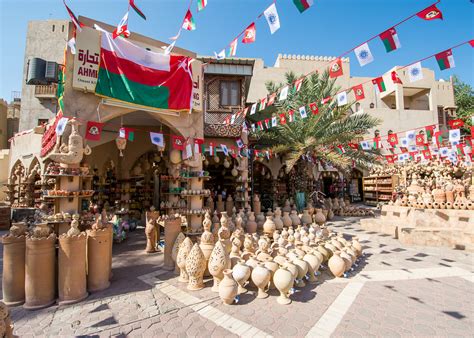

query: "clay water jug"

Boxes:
[292, 257, 308, 288]
[219, 269, 238, 305]
[273, 265, 294, 305]
[246, 212, 257, 234]
[301, 210, 312, 225]
[251, 263, 271, 299]
[303, 252, 320, 284]
[273, 207, 284, 230]
[314, 208, 326, 226]
[328, 251, 345, 278]
[282, 212, 292, 228]
[263, 216, 276, 237]
[232, 260, 251, 294]
[290, 210, 301, 227]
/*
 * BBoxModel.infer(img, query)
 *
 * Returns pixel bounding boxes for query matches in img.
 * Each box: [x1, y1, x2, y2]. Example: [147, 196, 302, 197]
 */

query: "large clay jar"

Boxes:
[232, 260, 251, 294]
[208, 241, 229, 292]
[273, 208, 284, 230]
[219, 269, 238, 305]
[251, 263, 271, 299]
[200, 213, 215, 277]
[282, 212, 292, 228]
[24, 234, 57, 309]
[340, 250, 353, 271]
[303, 252, 320, 284]
[253, 195, 261, 215]
[87, 228, 111, 292]
[256, 213, 265, 231]
[263, 216, 276, 237]
[58, 233, 88, 305]
[177, 237, 193, 282]
[282, 199, 291, 213]
[171, 232, 185, 274]
[273, 265, 294, 305]
[290, 210, 301, 227]
[185, 244, 206, 291]
[263, 258, 279, 290]
[314, 209, 326, 226]
[246, 212, 258, 234]
[351, 237, 362, 257]
[328, 251, 345, 278]
[301, 210, 312, 225]
[292, 257, 309, 288]
[163, 218, 182, 271]
[2, 234, 26, 306]
[226, 196, 234, 217]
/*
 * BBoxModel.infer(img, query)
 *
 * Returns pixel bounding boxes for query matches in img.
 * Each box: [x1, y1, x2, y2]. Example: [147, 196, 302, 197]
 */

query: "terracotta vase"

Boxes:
[171, 232, 185, 274]
[251, 263, 271, 299]
[200, 214, 215, 277]
[263, 216, 276, 237]
[164, 218, 182, 271]
[339, 250, 353, 271]
[273, 207, 284, 230]
[246, 212, 257, 234]
[292, 257, 309, 288]
[232, 260, 251, 294]
[185, 243, 206, 291]
[328, 251, 346, 277]
[176, 237, 193, 282]
[314, 209, 326, 226]
[301, 210, 312, 225]
[208, 241, 229, 292]
[290, 210, 301, 227]
[351, 237, 362, 257]
[273, 265, 294, 305]
[2, 235, 26, 306]
[87, 228, 111, 292]
[303, 252, 320, 284]
[263, 259, 279, 290]
[219, 269, 238, 305]
[282, 212, 292, 228]
[317, 244, 330, 262]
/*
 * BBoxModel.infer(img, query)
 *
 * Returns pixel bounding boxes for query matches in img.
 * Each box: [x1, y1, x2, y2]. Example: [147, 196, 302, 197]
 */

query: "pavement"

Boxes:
[2, 216, 474, 337]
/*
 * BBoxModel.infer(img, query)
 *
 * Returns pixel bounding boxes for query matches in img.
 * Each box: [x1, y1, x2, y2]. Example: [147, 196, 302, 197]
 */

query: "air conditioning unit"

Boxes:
[26, 58, 47, 85]
[45, 61, 58, 83]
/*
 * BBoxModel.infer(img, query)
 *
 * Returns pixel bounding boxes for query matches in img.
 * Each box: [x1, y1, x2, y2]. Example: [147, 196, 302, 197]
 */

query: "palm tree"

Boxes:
[248, 70, 381, 198]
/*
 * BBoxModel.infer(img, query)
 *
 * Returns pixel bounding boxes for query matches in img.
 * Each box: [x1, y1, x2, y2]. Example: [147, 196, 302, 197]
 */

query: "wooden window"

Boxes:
[219, 80, 240, 107]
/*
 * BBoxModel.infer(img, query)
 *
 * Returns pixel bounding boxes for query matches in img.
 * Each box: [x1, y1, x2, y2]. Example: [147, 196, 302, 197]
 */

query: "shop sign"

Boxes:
[72, 27, 100, 92]
[191, 59, 203, 112]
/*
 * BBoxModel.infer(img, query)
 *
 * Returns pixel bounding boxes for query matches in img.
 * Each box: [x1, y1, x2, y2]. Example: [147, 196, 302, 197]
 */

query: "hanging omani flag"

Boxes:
[379, 27, 401, 53]
[171, 135, 185, 150]
[257, 121, 264, 131]
[373, 137, 381, 149]
[354, 43, 374, 67]
[129, 0, 146, 20]
[329, 58, 343, 78]
[194, 138, 204, 154]
[95, 29, 193, 110]
[242, 23, 256, 43]
[471, 125, 474, 138]
[391, 70, 403, 84]
[336, 145, 346, 154]
[279, 113, 287, 125]
[348, 142, 359, 150]
[456, 144, 465, 156]
[435, 49, 455, 70]
[407, 62, 423, 82]
[271, 116, 278, 127]
[279, 86, 289, 101]
[360, 140, 371, 150]
[425, 125, 436, 139]
[85, 121, 104, 141]
[385, 155, 395, 164]
[250, 103, 257, 115]
[119, 127, 135, 141]
[372, 77, 386, 93]
[267, 93, 276, 106]
[387, 133, 399, 147]
[221, 144, 229, 156]
[113, 11, 131, 39]
[182, 10, 196, 31]
[309, 102, 319, 115]
[293, 0, 313, 13]
[415, 134, 426, 146]
[288, 110, 295, 122]
[434, 130, 443, 147]
[215, 49, 226, 60]
[259, 97, 267, 111]
[63, 0, 84, 32]
[227, 39, 238, 57]
[321, 96, 332, 105]
[209, 142, 214, 155]
[352, 84, 365, 101]
[416, 4, 443, 21]
[299, 106, 307, 119]
[337, 91, 347, 106]
[294, 78, 303, 92]
[264, 3, 281, 34]
[197, 0, 207, 12]
[264, 119, 270, 129]
[422, 149, 432, 159]
[406, 130, 416, 143]
[470, 40, 474, 48]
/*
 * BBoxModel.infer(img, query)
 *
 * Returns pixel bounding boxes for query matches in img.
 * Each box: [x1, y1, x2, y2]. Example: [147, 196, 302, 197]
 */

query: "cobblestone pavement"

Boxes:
[2, 216, 474, 337]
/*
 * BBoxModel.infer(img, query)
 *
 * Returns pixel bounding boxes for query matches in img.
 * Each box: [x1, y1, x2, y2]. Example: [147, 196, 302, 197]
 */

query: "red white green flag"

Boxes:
[373, 137, 381, 149]
[227, 38, 238, 57]
[63, 0, 84, 32]
[288, 110, 295, 122]
[448, 119, 464, 129]
[129, 0, 146, 20]
[379, 28, 401, 53]
[172, 135, 185, 150]
[416, 134, 426, 146]
[391, 71, 403, 84]
[113, 11, 131, 39]
[435, 49, 455, 70]
[417, 4, 443, 21]
[197, 0, 207, 12]
[259, 97, 267, 111]
[182, 10, 196, 31]
[352, 84, 365, 101]
[309, 102, 319, 115]
[293, 0, 313, 13]
[95, 29, 193, 110]
[329, 58, 343, 78]
[372, 77, 386, 93]
[267, 93, 276, 106]
[336, 145, 346, 154]
[242, 23, 256, 43]
[387, 133, 399, 147]
[119, 127, 135, 141]
[294, 78, 303, 92]
[279, 113, 287, 125]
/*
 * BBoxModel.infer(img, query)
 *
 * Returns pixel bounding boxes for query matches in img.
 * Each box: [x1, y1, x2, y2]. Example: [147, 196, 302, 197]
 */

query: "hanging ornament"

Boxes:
[223, 158, 231, 168]
[231, 167, 238, 177]
[115, 137, 127, 157]
[213, 155, 220, 163]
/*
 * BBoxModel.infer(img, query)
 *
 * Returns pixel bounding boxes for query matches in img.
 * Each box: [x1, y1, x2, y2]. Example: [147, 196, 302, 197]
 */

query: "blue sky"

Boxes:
[0, 0, 473, 101]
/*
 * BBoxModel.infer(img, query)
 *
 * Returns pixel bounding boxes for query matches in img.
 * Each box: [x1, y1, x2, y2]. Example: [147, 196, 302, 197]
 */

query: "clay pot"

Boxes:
[58, 233, 88, 305]
[273, 208, 284, 230]
[314, 209, 326, 226]
[328, 251, 345, 278]
[171, 232, 185, 274]
[467, 201, 474, 210]
[263, 259, 279, 290]
[303, 252, 321, 284]
[351, 237, 362, 257]
[87, 228, 111, 292]
[273, 265, 294, 305]
[185, 244, 206, 291]
[164, 218, 182, 271]
[263, 216, 276, 237]
[282, 212, 292, 228]
[177, 237, 193, 282]
[246, 212, 257, 234]
[339, 250, 352, 272]
[251, 263, 271, 299]
[232, 260, 251, 294]
[301, 210, 312, 225]
[208, 241, 228, 292]
[317, 244, 330, 262]
[219, 269, 238, 305]
[292, 257, 309, 288]
[24, 234, 57, 310]
[290, 210, 301, 227]
[2, 235, 26, 306]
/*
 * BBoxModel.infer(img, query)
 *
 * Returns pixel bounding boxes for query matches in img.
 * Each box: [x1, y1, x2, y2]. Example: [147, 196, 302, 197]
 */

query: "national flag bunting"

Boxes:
[197, 0, 207, 12]
[293, 0, 313, 13]
[119, 127, 135, 141]
[113, 11, 131, 39]
[242, 23, 256, 43]
[336, 145, 345, 154]
[425, 125, 436, 139]
[337, 92, 348, 106]
[182, 10, 196, 31]
[171, 135, 185, 150]
[372, 77, 386, 92]
[309, 102, 319, 115]
[279, 113, 287, 125]
[299, 106, 307, 119]
[150, 132, 165, 148]
[329, 58, 343, 78]
[391, 71, 403, 84]
[422, 149, 432, 159]
[294, 78, 303, 92]
[56, 117, 69, 136]
[321, 96, 331, 105]
[417, 4, 443, 21]
[209, 142, 214, 155]
[236, 138, 244, 149]
[387, 133, 398, 147]
[288, 110, 295, 122]
[354, 43, 374, 67]
[348, 143, 359, 150]
[279, 86, 289, 101]
[379, 27, 401, 53]
[352, 84, 365, 101]
[129, 0, 146, 20]
[194, 138, 204, 154]
[85, 121, 104, 141]
[263, 3, 281, 34]
[435, 49, 455, 70]
[415, 134, 426, 146]
[448, 119, 464, 129]
[267, 93, 276, 106]
[373, 137, 381, 149]
[434, 131, 443, 147]
[228, 39, 238, 57]
[259, 97, 267, 111]
[63, 0, 84, 32]
[408, 62, 423, 82]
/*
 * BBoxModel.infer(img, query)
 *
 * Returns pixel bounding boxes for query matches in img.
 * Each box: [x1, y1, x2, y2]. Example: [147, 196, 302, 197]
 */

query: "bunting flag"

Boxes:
[299, 106, 307, 119]
[197, 0, 207, 12]
[85, 121, 104, 141]
[183, 139, 193, 160]
[391, 70, 403, 84]
[415, 134, 426, 146]
[387, 133, 398, 147]
[408, 62, 423, 82]
[434, 130, 443, 147]
[150, 132, 165, 148]
[309, 102, 319, 115]
[194, 138, 204, 154]
[279, 113, 287, 125]
[456, 144, 465, 156]
[406, 130, 416, 143]
[242, 23, 256, 43]
[354, 43, 374, 67]
[215, 49, 225, 60]
[113, 11, 131, 39]
[171, 135, 185, 150]
[67, 37, 77, 55]
[353, 84, 365, 101]
[288, 110, 295, 123]
[129, 0, 146, 20]
[379, 27, 401, 53]
[425, 125, 436, 139]
[448, 119, 464, 129]
[400, 137, 409, 148]
[336, 145, 346, 154]
[417, 4, 443, 21]
[435, 49, 455, 70]
[271, 116, 278, 127]
[449, 129, 461, 144]
[56, 117, 69, 136]
[372, 77, 386, 92]
[267, 93, 276, 106]
[63, 0, 84, 32]
[279, 86, 289, 101]
[257, 121, 264, 131]
[228, 38, 238, 57]
[348, 143, 359, 150]
[471, 126, 474, 138]
[236, 138, 244, 148]
[209, 142, 214, 155]
[360, 140, 371, 150]
[293, 0, 314, 13]
[250, 103, 257, 115]
[422, 149, 432, 159]
[321, 96, 331, 105]
[259, 97, 267, 111]
[294, 78, 303, 92]
[264, 3, 281, 34]
[182, 10, 196, 31]
[470, 40, 474, 48]
[329, 58, 343, 78]
[373, 137, 381, 149]
[337, 91, 348, 106]
[385, 155, 395, 164]
[119, 127, 135, 141]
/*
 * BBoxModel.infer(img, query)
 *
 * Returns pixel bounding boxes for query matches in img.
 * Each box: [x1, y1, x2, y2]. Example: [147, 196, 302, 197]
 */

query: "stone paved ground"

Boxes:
[2, 215, 473, 337]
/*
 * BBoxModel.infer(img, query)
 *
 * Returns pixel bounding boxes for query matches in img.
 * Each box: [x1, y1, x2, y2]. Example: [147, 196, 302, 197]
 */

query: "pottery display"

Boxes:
[301, 210, 312, 225]
[282, 212, 292, 228]
[164, 218, 182, 271]
[87, 227, 111, 292]
[273, 265, 294, 305]
[185, 244, 207, 291]
[208, 241, 229, 292]
[232, 260, 251, 294]
[328, 251, 346, 278]
[292, 256, 309, 288]
[177, 237, 193, 282]
[200, 212, 215, 276]
[2, 234, 26, 306]
[290, 210, 301, 226]
[303, 252, 320, 284]
[219, 269, 238, 305]
[246, 212, 258, 233]
[263, 216, 276, 237]
[273, 208, 284, 230]
[171, 232, 186, 274]
[314, 208, 326, 226]
[251, 263, 271, 299]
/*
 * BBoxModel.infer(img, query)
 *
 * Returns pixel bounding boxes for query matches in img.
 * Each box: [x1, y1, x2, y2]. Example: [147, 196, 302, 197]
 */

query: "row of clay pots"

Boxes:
[395, 198, 474, 210]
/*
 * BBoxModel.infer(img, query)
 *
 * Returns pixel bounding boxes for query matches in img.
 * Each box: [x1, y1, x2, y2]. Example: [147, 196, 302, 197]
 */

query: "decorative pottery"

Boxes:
[339, 250, 353, 271]
[86, 227, 111, 293]
[232, 260, 251, 294]
[301, 210, 312, 225]
[303, 252, 320, 284]
[290, 210, 301, 226]
[273, 265, 294, 305]
[171, 232, 186, 274]
[273, 208, 284, 230]
[328, 251, 345, 277]
[208, 241, 229, 292]
[292, 257, 309, 288]
[164, 218, 182, 271]
[200, 213, 215, 276]
[185, 244, 206, 291]
[2, 234, 26, 306]
[251, 263, 271, 299]
[314, 208, 326, 226]
[219, 269, 238, 305]
[282, 212, 292, 228]
[176, 237, 193, 282]
[263, 259, 279, 290]
[263, 216, 276, 237]
[246, 212, 258, 234]
[351, 237, 362, 256]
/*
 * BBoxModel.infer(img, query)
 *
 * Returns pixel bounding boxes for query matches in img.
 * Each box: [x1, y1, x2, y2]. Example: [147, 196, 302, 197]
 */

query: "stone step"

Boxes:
[399, 227, 474, 251]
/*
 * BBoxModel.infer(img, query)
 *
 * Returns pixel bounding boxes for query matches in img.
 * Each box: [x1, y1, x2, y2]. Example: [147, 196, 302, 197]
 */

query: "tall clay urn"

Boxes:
[87, 228, 111, 292]
[273, 265, 294, 305]
[328, 251, 345, 278]
[58, 232, 88, 305]
[177, 237, 193, 282]
[219, 269, 238, 305]
[163, 218, 182, 271]
[208, 241, 228, 292]
[251, 263, 271, 299]
[2, 233, 26, 306]
[263, 216, 276, 237]
[171, 232, 185, 274]
[24, 234, 57, 310]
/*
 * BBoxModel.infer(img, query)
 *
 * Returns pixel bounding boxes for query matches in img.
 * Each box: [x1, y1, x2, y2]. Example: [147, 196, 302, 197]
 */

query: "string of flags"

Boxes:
[228, 39, 474, 130]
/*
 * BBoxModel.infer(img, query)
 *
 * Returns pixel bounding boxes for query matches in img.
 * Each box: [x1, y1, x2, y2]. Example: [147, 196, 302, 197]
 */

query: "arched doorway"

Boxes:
[252, 160, 273, 210]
